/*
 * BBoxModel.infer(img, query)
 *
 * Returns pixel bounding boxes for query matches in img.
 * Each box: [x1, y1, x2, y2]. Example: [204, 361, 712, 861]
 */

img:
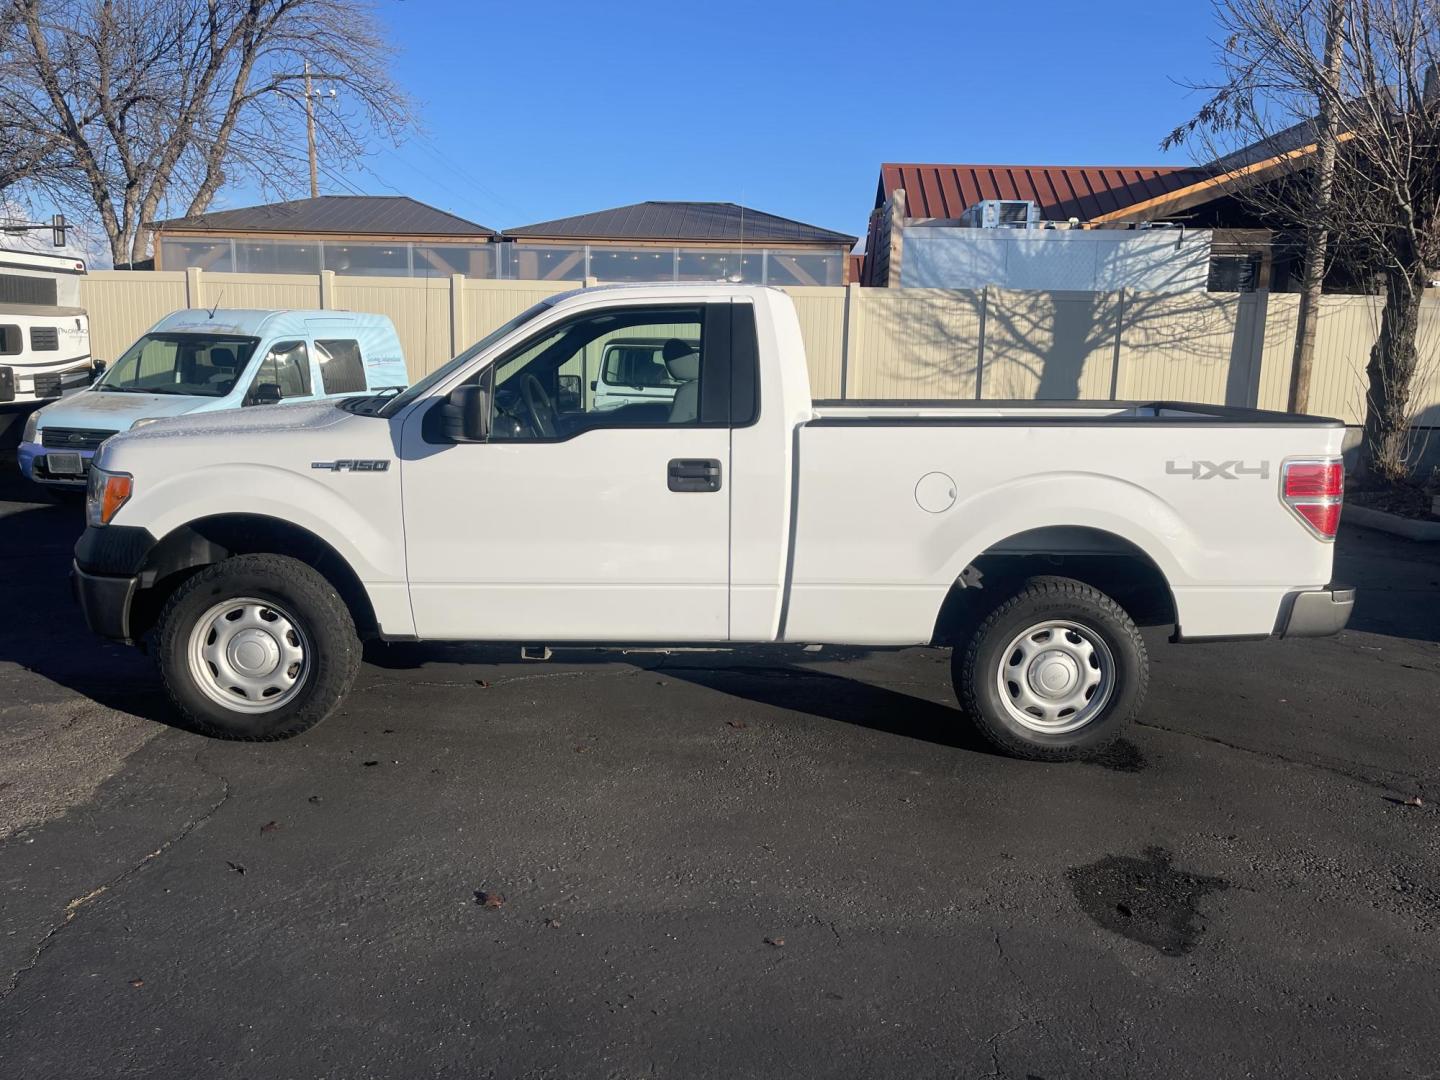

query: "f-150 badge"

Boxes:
[311, 459, 391, 472]
[1165, 459, 1270, 480]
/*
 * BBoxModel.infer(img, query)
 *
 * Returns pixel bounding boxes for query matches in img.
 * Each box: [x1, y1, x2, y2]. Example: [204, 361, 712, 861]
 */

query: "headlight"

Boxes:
[130, 417, 162, 430]
[86, 467, 133, 527]
[22, 410, 40, 444]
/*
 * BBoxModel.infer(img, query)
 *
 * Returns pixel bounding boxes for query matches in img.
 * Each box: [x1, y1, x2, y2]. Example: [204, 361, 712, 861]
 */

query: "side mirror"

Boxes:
[89, 360, 107, 383]
[250, 383, 283, 406]
[556, 374, 582, 412]
[444, 384, 491, 442]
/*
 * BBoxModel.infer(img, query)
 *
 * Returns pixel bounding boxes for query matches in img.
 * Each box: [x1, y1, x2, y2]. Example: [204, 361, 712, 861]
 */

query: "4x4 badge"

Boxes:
[1165, 459, 1269, 480]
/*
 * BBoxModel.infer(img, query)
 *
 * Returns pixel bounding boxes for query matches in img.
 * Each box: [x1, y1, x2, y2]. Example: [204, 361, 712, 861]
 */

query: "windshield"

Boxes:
[379, 299, 556, 417]
[99, 332, 259, 397]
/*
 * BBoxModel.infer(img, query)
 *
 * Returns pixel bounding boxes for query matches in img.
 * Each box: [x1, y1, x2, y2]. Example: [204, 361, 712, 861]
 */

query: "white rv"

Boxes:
[0, 246, 93, 410]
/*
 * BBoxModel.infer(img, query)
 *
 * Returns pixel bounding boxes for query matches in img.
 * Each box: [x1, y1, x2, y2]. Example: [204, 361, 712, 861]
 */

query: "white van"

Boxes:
[19, 307, 408, 488]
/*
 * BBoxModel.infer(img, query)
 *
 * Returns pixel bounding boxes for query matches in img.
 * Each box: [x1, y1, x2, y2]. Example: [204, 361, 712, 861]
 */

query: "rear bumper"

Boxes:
[71, 561, 139, 643]
[1276, 583, 1354, 638]
[0, 362, 93, 405]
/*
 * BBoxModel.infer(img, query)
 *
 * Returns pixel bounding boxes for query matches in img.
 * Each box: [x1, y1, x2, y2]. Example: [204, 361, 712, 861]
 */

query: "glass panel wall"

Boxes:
[160, 238, 234, 272]
[413, 244, 495, 278]
[158, 237, 847, 285]
[587, 247, 673, 282]
[322, 242, 409, 276]
[235, 238, 321, 274]
[499, 245, 586, 281]
[763, 250, 843, 286]
[675, 249, 763, 283]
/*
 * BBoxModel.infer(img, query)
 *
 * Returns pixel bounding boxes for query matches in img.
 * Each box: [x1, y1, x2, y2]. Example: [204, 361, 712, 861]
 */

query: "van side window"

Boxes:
[0, 325, 20, 356]
[250, 340, 312, 400]
[315, 339, 366, 394]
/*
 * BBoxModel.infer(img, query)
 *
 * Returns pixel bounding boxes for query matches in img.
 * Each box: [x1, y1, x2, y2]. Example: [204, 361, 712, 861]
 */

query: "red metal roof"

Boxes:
[876, 163, 1210, 223]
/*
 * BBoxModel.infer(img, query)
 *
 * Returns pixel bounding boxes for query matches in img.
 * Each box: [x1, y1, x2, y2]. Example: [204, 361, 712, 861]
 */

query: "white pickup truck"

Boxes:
[72, 284, 1352, 760]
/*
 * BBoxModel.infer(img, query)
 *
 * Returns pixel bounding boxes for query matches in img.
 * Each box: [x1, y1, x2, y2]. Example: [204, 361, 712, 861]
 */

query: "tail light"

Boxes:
[1282, 459, 1343, 539]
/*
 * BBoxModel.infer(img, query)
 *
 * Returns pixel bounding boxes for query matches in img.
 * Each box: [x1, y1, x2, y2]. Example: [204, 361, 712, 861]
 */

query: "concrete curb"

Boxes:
[1343, 503, 1440, 541]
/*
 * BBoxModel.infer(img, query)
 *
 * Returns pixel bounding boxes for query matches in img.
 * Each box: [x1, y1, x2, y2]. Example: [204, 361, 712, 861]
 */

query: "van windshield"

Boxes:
[98, 332, 259, 397]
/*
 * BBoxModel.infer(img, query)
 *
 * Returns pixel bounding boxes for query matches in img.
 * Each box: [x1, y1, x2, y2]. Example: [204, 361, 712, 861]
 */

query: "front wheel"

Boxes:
[155, 554, 361, 740]
[953, 576, 1148, 761]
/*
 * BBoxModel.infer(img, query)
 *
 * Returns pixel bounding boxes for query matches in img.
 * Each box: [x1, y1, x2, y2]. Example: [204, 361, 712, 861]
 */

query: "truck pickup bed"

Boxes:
[71, 284, 1351, 760]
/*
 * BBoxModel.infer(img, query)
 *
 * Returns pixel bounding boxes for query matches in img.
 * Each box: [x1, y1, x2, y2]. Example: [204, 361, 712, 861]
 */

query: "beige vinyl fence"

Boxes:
[79, 269, 1440, 428]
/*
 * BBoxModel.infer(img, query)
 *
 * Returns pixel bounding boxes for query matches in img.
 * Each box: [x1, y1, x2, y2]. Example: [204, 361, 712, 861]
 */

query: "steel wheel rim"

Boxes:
[995, 619, 1114, 734]
[186, 597, 309, 714]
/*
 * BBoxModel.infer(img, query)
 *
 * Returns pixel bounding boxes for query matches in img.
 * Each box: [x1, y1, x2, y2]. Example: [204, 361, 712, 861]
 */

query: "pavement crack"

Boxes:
[0, 750, 231, 1004]
[1136, 718, 1422, 792]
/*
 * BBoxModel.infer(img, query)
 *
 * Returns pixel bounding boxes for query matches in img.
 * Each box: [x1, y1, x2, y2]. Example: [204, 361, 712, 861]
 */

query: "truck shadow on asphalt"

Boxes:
[364, 640, 1007, 757]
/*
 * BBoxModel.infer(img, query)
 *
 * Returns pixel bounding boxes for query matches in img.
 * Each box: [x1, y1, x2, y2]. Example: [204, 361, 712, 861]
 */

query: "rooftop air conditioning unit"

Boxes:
[959, 199, 1041, 230]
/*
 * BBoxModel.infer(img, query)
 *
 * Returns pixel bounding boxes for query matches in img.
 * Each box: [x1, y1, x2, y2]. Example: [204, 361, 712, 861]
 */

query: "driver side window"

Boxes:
[488, 306, 704, 441]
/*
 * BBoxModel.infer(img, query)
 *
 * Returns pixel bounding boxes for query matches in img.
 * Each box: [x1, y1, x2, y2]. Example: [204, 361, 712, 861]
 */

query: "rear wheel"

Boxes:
[953, 576, 1147, 760]
[155, 554, 360, 740]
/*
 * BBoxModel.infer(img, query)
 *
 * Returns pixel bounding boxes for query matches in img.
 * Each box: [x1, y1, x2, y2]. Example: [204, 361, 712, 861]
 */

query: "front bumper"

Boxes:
[18, 440, 95, 486]
[72, 561, 139, 643]
[72, 524, 160, 644]
[1276, 583, 1355, 638]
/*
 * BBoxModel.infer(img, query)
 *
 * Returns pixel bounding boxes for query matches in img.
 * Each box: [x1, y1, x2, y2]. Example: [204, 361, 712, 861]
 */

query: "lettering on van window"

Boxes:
[1165, 459, 1270, 480]
[311, 459, 391, 472]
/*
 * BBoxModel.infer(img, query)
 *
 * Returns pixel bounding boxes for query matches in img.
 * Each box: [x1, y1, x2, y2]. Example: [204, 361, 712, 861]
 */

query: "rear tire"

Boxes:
[155, 554, 360, 740]
[952, 576, 1147, 761]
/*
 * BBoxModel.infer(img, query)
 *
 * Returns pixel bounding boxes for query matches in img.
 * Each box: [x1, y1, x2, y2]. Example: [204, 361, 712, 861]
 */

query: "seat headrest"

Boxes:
[662, 339, 699, 381]
[210, 346, 236, 370]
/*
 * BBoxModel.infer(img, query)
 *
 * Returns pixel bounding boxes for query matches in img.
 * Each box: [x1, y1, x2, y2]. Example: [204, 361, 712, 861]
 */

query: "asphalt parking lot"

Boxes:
[1, 461, 1437, 1080]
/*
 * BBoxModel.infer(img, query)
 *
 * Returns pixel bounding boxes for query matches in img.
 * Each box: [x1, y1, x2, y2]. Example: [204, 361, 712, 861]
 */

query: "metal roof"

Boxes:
[876, 163, 1210, 223]
[152, 195, 496, 237]
[505, 201, 856, 246]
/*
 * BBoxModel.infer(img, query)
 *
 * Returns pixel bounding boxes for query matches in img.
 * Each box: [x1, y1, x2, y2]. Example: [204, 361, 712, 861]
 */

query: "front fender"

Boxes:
[116, 463, 405, 586]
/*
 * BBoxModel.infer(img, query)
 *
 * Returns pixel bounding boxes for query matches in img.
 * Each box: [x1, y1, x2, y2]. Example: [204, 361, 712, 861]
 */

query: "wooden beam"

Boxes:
[1089, 132, 1357, 224]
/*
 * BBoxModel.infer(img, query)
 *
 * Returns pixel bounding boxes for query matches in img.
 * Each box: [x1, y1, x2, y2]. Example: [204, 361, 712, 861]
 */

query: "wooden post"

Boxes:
[888, 188, 906, 288]
[319, 269, 336, 310]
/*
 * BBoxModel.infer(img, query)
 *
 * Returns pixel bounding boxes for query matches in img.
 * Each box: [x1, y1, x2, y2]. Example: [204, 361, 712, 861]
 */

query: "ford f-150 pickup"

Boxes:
[71, 284, 1353, 760]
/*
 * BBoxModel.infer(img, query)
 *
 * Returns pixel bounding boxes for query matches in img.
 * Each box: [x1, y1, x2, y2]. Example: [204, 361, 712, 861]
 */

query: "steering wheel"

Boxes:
[520, 374, 558, 438]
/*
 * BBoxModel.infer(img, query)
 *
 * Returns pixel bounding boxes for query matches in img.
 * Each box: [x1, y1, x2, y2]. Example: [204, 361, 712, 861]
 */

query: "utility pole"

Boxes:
[304, 59, 318, 199]
[1288, 0, 1345, 414]
[287, 60, 341, 200]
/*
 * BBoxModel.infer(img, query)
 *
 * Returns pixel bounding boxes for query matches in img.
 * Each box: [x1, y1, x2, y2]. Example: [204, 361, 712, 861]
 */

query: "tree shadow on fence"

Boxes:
[858, 286, 1278, 407]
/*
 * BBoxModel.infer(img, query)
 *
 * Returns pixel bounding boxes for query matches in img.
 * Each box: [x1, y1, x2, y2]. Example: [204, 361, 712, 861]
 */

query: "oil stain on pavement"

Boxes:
[1067, 846, 1230, 955]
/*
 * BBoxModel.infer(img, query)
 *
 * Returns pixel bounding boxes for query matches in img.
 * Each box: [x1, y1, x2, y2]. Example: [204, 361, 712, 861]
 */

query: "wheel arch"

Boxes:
[931, 525, 1176, 645]
[130, 513, 379, 642]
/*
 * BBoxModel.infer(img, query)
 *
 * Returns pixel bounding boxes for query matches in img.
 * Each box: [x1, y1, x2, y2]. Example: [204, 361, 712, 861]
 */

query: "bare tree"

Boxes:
[3, 0, 412, 265]
[1167, 0, 1440, 485]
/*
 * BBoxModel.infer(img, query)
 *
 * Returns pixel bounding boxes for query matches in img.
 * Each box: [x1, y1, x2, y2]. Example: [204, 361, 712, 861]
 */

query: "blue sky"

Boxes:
[231, 0, 1222, 242]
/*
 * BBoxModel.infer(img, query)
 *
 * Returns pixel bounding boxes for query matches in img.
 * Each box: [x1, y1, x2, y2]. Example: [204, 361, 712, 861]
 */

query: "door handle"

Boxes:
[668, 458, 722, 493]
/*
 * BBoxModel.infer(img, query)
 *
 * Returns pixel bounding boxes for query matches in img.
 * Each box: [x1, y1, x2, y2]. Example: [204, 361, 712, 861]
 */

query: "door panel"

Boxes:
[401, 428, 730, 640]
[399, 301, 733, 641]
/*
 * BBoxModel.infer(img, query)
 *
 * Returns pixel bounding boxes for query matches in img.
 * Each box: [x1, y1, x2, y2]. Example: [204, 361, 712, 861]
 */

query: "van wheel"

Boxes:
[155, 554, 360, 741]
[952, 576, 1147, 761]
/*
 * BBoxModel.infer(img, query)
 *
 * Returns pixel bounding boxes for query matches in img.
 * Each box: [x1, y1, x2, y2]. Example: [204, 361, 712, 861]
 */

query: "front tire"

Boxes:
[953, 576, 1148, 761]
[155, 554, 360, 740]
